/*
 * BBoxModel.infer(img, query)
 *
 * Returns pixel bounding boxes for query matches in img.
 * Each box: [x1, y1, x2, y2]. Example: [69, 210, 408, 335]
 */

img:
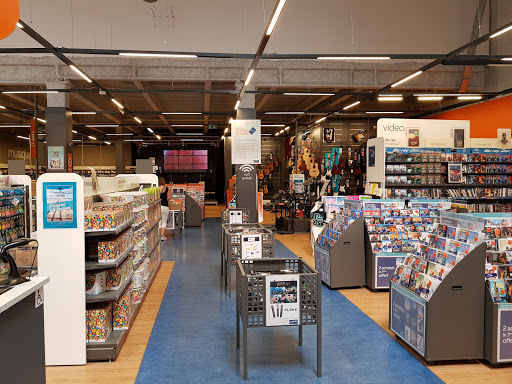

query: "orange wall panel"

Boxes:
[429, 95, 512, 138]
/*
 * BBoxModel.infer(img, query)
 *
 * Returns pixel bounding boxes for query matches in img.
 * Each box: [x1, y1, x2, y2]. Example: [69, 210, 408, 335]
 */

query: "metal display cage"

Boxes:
[221, 208, 250, 225]
[235, 258, 321, 380]
[221, 223, 274, 298]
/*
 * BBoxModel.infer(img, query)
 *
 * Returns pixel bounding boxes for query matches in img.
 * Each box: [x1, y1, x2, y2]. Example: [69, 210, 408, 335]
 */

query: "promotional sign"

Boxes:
[312, 212, 324, 227]
[0, 0, 19, 40]
[67, 153, 73, 173]
[30, 118, 37, 159]
[375, 255, 405, 289]
[368, 146, 375, 166]
[231, 119, 261, 164]
[289, 174, 305, 193]
[47, 146, 65, 170]
[229, 210, 243, 224]
[266, 274, 300, 326]
[42, 182, 77, 229]
[498, 308, 512, 362]
[390, 283, 426, 356]
[497, 129, 512, 149]
[241, 234, 262, 259]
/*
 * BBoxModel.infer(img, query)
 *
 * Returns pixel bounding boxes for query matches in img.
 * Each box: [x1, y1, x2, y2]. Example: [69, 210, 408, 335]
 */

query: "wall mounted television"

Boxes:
[163, 149, 208, 173]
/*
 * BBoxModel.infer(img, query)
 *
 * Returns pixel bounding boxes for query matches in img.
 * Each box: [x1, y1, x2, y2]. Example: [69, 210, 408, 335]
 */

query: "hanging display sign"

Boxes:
[229, 210, 244, 224]
[266, 274, 300, 326]
[498, 308, 512, 362]
[67, 153, 73, 173]
[47, 146, 65, 170]
[30, 118, 37, 159]
[231, 120, 261, 165]
[241, 234, 262, 259]
[42, 182, 77, 229]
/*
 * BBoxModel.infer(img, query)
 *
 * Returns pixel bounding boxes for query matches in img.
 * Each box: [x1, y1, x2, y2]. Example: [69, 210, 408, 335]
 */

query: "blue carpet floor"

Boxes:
[136, 218, 443, 383]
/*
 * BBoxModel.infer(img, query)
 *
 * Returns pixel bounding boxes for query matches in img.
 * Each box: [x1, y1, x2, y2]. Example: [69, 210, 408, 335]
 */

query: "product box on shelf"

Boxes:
[86, 302, 113, 343]
[86, 271, 107, 295]
[106, 257, 132, 290]
[113, 282, 134, 330]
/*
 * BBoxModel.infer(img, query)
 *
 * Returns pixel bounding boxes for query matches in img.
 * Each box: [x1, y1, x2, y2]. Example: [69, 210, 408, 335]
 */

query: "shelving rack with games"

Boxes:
[221, 223, 274, 298]
[314, 198, 366, 289]
[389, 211, 487, 362]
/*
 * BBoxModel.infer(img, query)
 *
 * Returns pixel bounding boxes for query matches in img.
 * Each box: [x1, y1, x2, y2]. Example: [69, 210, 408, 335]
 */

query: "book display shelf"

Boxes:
[221, 223, 274, 298]
[364, 199, 451, 290]
[389, 211, 487, 363]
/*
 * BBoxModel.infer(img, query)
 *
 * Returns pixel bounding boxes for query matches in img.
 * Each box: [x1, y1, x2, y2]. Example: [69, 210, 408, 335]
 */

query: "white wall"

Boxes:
[2, 0, 489, 55]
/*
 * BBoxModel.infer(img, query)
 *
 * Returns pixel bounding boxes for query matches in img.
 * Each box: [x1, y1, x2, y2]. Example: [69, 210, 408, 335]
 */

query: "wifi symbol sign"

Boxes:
[240, 164, 254, 173]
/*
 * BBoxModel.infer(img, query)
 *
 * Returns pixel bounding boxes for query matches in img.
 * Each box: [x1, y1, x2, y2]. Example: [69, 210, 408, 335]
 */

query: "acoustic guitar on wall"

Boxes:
[258, 166, 264, 180]
[309, 153, 320, 178]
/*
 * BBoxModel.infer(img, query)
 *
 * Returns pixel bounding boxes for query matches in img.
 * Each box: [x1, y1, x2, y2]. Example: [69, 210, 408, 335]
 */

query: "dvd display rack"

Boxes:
[389, 211, 486, 362]
[235, 258, 321, 380]
[314, 198, 366, 288]
[221, 223, 274, 298]
[84, 184, 162, 361]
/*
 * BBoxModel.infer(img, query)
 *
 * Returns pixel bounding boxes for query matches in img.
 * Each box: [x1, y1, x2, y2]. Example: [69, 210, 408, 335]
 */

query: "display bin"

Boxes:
[314, 216, 366, 288]
[484, 287, 512, 365]
[221, 223, 274, 298]
[235, 258, 321, 380]
[221, 208, 250, 225]
[389, 243, 486, 363]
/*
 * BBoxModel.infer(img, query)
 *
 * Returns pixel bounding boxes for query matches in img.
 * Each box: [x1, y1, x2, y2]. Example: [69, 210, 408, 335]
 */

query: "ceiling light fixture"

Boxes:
[365, 111, 404, 114]
[280, 129, 285, 133]
[176, 133, 204, 136]
[111, 99, 124, 109]
[171, 124, 203, 127]
[262, 124, 285, 127]
[224, 127, 228, 134]
[162, 112, 202, 115]
[391, 71, 423, 88]
[229, 117, 233, 124]
[2, 90, 58, 94]
[88, 136, 97, 140]
[458, 96, 482, 100]
[69, 65, 92, 83]
[502, 58, 512, 61]
[315, 117, 327, 124]
[0, 125, 30, 128]
[234, 100, 240, 110]
[343, 101, 361, 110]
[105, 133, 133, 136]
[119, 52, 197, 58]
[156, 135, 161, 140]
[126, 139, 143, 142]
[72, 139, 82, 142]
[275, 132, 280, 136]
[134, 117, 142, 124]
[265, 111, 305, 115]
[283, 92, 335, 96]
[17, 135, 29, 140]
[72, 111, 96, 115]
[378, 96, 403, 101]
[490, 25, 512, 39]
[244, 69, 255, 86]
[180, 138, 204, 142]
[147, 127, 154, 133]
[85, 124, 119, 128]
[72, 130, 78, 133]
[105, 141, 112, 145]
[317, 56, 390, 60]
[413, 93, 481, 97]
[266, 0, 287, 35]
[284, 126, 290, 131]
[16, 22, 23, 29]
[0, 105, 5, 109]
[37, 118, 46, 123]
[418, 96, 443, 101]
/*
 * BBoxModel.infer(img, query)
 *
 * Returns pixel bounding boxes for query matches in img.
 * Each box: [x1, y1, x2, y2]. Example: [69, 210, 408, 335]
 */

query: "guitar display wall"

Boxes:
[258, 137, 287, 199]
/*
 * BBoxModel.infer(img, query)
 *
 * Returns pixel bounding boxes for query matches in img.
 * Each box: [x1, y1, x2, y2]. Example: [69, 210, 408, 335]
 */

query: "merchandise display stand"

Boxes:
[222, 223, 274, 298]
[365, 234, 407, 291]
[389, 243, 486, 362]
[185, 194, 202, 227]
[235, 258, 321, 380]
[484, 287, 512, 365]
[314, 216, 365, 288]
[221, 208, 250, 225]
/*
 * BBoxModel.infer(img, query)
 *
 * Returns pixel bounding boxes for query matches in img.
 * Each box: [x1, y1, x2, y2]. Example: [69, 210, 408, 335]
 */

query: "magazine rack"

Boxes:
[221, 208, 250, 225]
[222, 224, 274, 298]
[389, 243, 486, 363]
[235, 258, 321, 380]
[314, 216, 366, 288]
[484, 287, 512, 365]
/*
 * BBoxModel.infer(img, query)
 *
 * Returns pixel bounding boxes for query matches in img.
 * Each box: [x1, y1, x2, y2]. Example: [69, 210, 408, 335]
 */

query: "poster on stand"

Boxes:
[229, 210, 243, 224]
[498, 308, 512, 362]
[47, 146, 65, 170]
[231, 120, 261, 165]
[241, 234, 262, 259]
[266, 274, 300, 326]
[42, 182, 77, 229]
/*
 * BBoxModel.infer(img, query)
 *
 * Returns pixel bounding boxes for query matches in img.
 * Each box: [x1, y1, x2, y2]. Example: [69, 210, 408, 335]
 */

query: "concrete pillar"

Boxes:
[45, 82, 73, 173]
[115, 125, 125, 175]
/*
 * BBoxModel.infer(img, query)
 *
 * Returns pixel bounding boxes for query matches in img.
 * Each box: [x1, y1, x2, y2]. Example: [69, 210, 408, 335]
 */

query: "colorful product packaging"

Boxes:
[86, 271, 107, 295]
[86, 302, 112, 342]
[113, 282, 133, 330]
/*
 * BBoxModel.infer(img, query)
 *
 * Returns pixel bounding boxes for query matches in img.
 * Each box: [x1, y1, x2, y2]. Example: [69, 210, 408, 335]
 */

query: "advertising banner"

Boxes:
[42, 182, 77, 229]
[231, 119, 261, 164]
[48, 146, 65, 170]
[266, 274, 300, 326]
[30, 118, 37, 159]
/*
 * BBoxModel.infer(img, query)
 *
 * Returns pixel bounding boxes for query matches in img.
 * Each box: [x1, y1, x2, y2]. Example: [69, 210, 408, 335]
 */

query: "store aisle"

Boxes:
[136, 218, 443, 383]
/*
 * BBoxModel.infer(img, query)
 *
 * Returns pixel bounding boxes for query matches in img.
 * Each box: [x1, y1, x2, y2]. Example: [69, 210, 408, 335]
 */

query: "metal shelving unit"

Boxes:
[85, 244, 134, 271]
[86, 273, 134, 304]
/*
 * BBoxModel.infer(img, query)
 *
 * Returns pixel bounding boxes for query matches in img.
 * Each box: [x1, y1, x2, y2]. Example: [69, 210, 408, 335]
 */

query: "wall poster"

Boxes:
[266, 274, 300, 326]
[47, 146, 65, 170]
[42, 182, 77, 229]
[497, 129, 512, 149]
[368, 146, 376, 167]
[323, 127, 335, 143]
[231, 119, 261, 164]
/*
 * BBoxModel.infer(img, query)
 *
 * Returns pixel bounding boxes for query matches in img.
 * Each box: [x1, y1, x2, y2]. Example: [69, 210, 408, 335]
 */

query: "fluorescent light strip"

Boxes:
[365, 111, 404, 114]
[162, 112, 202, 115]
[171, 124, 203, 127]
[458, 96, 482, 100]
[502, 58, 512, 61]
[85, 124, 119, 128]
[105, 141, 112, 145]
[0, 125, 30, 128]
[391, 71, 423, 88]
[283, 92, 335, 96]
[265, 111, 304, 115]
[262, 134, 272, 136]
[418, 96, 443, 101]
[343, 101, 361, 110]
[72, 111, 96, 115]
[147, 127, 154, 133]
[245, 69, 255, 86]
[275, 132, 280, 136]
[315, 117, 327, 124]
[111, 99, 124, 109]
[69, 65, 92, 83]
[156, 135, 161, 140]
[16, 22, 23, 29]
[413, 93, 481, 97]
[2, 90, 58, 94]
[180, 139, 204, 142]
[72, 139, 82, 142]
[234, 100, 240, 110]
[378, 96, 403, 101]
[221, 136, 225, 140]
[229, 118, 233, 124]
[317, 56, 390, 60]
[38, 133, 45, 136]
[490, 25, 512, 39]
[176, 133, 204, 136]
[17, 135, 29, 140]
[262, 124, 285, 127]
[0, 105, 5, 109]
[266, 0, 287, 35]
[126, 139, 143, 142]
[105, 133, 133, 136]
[284, 126, 290, 131]
[72, 130, 78, 133]
[119, 52, 197, 58]
[37, 118, 46, 123]
[88, 136, 97, 140]
[279, 129, 285, 133]
[134, 117, 142, 124]
[224, 127, 228, 134]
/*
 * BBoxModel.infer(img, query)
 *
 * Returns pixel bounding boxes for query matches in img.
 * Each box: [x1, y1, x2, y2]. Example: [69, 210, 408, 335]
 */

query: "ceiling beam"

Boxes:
[133, 80, 174, 134]
[203, 81, 211, 134]
[255, 87, 277, 110]
[1, 94, 45, 111]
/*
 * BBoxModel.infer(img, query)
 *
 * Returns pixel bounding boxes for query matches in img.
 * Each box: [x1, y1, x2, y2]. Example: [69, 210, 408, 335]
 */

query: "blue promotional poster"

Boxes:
[42, 182, 77, 229]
